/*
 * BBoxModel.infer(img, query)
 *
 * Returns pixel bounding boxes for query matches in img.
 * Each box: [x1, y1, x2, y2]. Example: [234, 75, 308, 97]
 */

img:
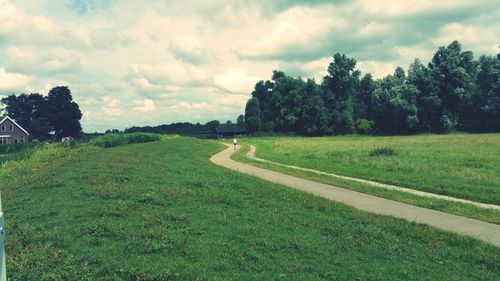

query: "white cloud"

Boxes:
[0, 0, 498, 132]
[359, 0, 479, 18]
[134, 99, 157, 112]
[214, 68, 262, 94]
[5, 46, 80, 76]
[357, 61, 397, 78]
[129, 62, 210, 87]
[0, 68, 34, 91]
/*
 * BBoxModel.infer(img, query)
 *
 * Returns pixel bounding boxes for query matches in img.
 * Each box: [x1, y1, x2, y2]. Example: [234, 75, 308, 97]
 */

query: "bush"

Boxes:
[369, 147, 397, 157]
[355, 119, 375, 135]
[89, 133, 160, 148]
[0, 142, 37, 155]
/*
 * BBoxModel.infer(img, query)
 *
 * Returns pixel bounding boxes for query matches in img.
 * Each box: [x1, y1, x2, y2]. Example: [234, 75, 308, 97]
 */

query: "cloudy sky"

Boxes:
[0, 0, 499, 132]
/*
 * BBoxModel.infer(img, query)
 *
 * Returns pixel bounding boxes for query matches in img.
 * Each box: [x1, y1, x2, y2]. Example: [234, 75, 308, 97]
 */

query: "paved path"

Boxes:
[210, 145, 500, 248]
[246, 145, 500, 210]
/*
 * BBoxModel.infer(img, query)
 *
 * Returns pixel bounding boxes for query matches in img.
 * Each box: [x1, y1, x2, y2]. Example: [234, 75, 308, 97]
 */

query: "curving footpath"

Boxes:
[210, 145, 500, 248]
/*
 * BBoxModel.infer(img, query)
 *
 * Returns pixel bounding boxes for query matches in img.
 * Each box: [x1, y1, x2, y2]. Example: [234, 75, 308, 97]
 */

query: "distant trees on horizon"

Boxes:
[243, 40, 500, 136]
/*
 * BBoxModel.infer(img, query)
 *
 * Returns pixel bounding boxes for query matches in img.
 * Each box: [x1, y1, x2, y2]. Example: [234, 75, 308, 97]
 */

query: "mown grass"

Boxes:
[2, 138, 499, 280]
[242, 133, 500, 205]
[89, 133, 160, 148]
[232, 144, 500, 224]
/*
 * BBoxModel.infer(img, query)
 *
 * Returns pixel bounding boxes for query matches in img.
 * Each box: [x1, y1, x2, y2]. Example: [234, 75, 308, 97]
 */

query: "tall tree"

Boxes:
[251, 80, 274, 125]
[407, 59, 442, 132]
[354, 73, 376, 120]
[46, 86, 83, 138]
[471, 54, 500, 131]
[244, 98, 261, 134]
[323, 53, 360, 134]
[271, 72, 305, 132]
[428, 40, 476, 131]
[298, 79, 327, 136]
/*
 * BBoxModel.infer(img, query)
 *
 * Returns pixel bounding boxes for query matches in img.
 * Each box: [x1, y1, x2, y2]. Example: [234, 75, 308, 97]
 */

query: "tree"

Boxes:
[204, 120, 221, 132]
[428, 40, 476, 130]
[470, 55, 500, 131]
[251, 80, 274, 124]
[271, 72, 305, 132]
[354, 73, 376, 120]
[236, 114, 245, 126]
[244, 98, 261, 134]
[371, 70, 419, 134]
[323, 53, 360, 134]
[407, 59, 442, 132]
[298, 79, 327, 136]
[46, 86, 83, 138]
[1, 93, 51, 140]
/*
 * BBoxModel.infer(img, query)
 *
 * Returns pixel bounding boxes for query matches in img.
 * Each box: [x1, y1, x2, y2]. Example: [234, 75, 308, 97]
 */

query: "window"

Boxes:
[1, 125, 5, 132]
[10, 124, 14, 131]
[14, 138, 18, 144]
[20, 137, 24, 143]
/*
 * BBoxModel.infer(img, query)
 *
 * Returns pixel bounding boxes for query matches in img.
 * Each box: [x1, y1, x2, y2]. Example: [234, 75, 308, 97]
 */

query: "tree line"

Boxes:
[123, 119, 245, 137]
[1, 86, 83, 140]
[243, 40, 500, 136]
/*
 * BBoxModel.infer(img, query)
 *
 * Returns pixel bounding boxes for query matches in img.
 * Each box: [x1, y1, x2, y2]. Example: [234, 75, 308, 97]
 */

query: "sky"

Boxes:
[0, 0, 499, 132]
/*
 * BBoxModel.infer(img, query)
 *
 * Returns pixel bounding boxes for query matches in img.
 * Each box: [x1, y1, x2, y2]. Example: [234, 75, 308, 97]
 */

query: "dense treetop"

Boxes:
[242, 40, 500, 135]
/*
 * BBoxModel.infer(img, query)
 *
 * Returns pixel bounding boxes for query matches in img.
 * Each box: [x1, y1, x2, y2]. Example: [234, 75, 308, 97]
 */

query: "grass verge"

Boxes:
[2, 138, 499, 280]
[243, 134, 500, 205]
[89, 133, 160, 148]
[232, 144, 500, 224]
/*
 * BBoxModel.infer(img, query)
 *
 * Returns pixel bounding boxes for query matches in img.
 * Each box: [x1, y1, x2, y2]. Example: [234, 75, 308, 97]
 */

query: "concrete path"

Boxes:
[210, 145, 500, 248]
[246, 145, 500, 210]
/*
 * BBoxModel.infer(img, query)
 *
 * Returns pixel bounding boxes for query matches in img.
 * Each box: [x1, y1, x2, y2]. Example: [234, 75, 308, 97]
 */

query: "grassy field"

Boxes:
[1, 136, 499, 280]
[242, 133, 500, 205]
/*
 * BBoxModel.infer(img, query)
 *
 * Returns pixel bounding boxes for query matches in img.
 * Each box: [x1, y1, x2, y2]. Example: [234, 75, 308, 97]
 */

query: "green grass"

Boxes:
[232, 144, 500, 224]
[89, 133, 160, 148]
[241, 133, 500, 206]
[2, 138, 499, 280]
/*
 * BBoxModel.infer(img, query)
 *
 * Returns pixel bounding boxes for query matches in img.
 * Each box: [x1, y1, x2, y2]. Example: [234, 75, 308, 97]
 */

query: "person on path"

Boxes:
[233, 137, 237, 150]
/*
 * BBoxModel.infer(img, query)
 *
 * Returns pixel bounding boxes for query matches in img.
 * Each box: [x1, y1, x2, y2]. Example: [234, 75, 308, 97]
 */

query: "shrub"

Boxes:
[90, 133, 160, 148]
[0, 142, 37, 155]
[369, 147, 397, 157]
[355, 119, 375, 135]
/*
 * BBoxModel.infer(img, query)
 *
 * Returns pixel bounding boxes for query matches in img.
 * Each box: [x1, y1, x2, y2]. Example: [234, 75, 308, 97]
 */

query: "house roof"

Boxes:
[215, 127, 247, 134]
[0, 116, 30, 135]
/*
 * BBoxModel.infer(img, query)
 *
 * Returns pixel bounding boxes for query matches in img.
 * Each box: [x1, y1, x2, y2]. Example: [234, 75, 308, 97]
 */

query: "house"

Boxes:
[215, 126, 247, 139]
[0, 116, 29, 144]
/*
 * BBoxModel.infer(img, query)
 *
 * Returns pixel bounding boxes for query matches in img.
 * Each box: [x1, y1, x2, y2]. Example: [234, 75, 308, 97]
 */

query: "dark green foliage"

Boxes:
[89, 133, 160, 148]
[299, 79, 328, 136]
[236, 114, 245, 126]
[371, 69, 419, 134]
[46, 86, 82, 138]
[244, 98, 261, 133]
[240, 40, 500, 136]
[323, 53, 360, 134]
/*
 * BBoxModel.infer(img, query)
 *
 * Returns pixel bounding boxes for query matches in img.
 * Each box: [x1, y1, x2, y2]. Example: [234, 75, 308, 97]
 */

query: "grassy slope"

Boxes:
[246, 133, 500, 205]
[2, 138, 499, 280]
